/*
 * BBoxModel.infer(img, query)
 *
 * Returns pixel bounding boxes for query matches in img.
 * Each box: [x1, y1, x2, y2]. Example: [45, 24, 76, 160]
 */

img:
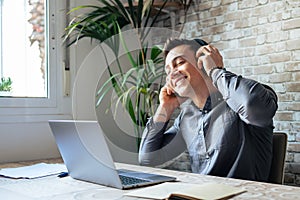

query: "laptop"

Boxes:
[48, 120, 176, 189]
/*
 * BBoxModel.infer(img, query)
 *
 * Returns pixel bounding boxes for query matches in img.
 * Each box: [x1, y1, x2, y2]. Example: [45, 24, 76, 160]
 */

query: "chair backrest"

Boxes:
[268, 132, 288, 184]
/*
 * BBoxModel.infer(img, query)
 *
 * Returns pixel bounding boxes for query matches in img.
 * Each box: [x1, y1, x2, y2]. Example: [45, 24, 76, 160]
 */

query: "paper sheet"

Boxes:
[125, 182, 246, 200]
[0, 163, 67, 179]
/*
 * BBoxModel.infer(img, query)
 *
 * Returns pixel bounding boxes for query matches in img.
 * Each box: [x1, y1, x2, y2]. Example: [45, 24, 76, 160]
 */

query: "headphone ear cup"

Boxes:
[194, 39, 208, 46]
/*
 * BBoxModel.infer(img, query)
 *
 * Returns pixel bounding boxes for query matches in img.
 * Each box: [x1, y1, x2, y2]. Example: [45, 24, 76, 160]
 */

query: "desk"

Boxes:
[0, 159, 299, 199]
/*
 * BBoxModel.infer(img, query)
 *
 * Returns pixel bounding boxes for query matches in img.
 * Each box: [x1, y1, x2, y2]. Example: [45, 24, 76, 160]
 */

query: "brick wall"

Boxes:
[166, 0, 300, 186]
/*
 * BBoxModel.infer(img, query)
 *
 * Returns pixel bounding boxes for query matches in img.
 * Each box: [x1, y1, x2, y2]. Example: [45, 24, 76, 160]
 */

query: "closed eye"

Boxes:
[174, 58, 186, 67]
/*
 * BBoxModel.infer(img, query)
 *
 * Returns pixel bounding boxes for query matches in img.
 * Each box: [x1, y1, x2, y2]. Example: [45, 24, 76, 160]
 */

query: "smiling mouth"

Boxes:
[174, 75, 188, 86]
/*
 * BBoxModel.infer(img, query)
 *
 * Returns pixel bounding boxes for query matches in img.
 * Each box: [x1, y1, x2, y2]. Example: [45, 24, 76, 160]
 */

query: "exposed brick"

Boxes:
[266, 32, 289, 43]
[242, 67, 253, 76]
[295, 175, 300, 185]
[212, 0, 222, 7]
[268, 72, 292, 83]
[288, 143, 300, 152]
[294, 111, 300, 121]
[198, 10, 211, 19]
[285, 62, 300, 72]
[287, 102, 300, 111]
[294, 93, 300, 101]
[252, 4, 276, 17]
[202, 25, 225, 36]
[216, 16, 224, 24]
[274, 121, 291, 131]
[198, 1, 213, 11]
[186, 13, 199, 22]
[269, 52, 291, 63]
[201, 18, 216, 27]
[221, 0, 238, 5]
[244, 48, 256, 57]
[291, 8, 300, 18]
[288, 163, 300, 174]
[224, 22, 234, 31]
[255, 44, 276, 55]
[282, 11, 291, 20]
[274, 63, 286, 73]
[286, 39, 300, 51]
[258, 0, 268, 5]
[277, 93, 294, 102]
[294, 153, 300, 163]
[234, 20, 249, 28]
[294, 72, 300, 81]
[288, 132, 296, 142]
[286, 152, 294, 162]
[268, 12, 283, 22]
[258, 16, 268, 24]
[274, 111, 294, 121]
[227, 2, 238, 12]
[294, 50, 300, 61]
[238, 0, 258, 9]
[283, 18, 300, 30]
[224, 11, 242, 21]
[284, 173, 295, 184]
[290, 29, 300, 41]
[286, 82, 300, 92]
[256, 35, 266, 45]
[239, 37, 257, 47]
[271, 83, 286, 93]
[291, 122, 300, 133]
[210, 6, 224, 17]
[297, 132, 300, 142]
[253, 65, 274, 74]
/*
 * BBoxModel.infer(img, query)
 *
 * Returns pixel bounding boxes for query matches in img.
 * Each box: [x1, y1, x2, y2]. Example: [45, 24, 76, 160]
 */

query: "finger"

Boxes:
[210, 45, 219, 53]
[196, 45, 210, 57]
[206, 45, 217, 53]
[195, 46, 204, 58]
[197, 56, 204, 70]
[164, 84, 174, 96]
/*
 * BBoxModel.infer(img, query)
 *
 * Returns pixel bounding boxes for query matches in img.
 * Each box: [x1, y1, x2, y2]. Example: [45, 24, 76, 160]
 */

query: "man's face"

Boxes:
[165, 44, 203, 97]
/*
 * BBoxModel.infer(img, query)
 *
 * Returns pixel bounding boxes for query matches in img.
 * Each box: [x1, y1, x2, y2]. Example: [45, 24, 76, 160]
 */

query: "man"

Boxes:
[138, 38, 278, 182]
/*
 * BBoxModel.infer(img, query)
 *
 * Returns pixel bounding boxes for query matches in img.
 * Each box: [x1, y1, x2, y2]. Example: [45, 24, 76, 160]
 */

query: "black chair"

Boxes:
[268, 132, 288, 184]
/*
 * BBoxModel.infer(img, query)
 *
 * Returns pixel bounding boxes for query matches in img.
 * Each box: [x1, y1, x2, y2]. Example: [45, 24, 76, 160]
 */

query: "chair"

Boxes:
[268, 132, 288, 184]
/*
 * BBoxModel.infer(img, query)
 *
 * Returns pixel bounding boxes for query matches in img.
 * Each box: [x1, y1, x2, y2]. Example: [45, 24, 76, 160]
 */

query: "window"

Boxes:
[0, 0, 47, 97]
[0, 0, 71, 122]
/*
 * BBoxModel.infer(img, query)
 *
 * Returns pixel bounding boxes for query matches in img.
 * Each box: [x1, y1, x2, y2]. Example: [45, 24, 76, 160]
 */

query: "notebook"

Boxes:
[48, 120, 176, 189]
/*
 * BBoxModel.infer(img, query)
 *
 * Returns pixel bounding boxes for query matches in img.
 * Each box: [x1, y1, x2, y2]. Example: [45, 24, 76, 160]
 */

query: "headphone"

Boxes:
[194, 38, 208, 46]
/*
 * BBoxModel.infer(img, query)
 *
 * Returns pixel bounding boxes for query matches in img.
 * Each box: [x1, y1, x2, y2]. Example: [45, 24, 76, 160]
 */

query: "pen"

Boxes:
[57, 172, 69, 178]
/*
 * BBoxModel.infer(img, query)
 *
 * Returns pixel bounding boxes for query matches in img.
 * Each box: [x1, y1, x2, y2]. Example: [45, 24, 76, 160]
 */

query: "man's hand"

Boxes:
[196, 45, 223, 77]
[153, 85, 186, 123]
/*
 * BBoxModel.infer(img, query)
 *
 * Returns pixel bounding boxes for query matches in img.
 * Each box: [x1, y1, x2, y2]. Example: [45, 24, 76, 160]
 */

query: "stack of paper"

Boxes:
[0, 163, 67, 179]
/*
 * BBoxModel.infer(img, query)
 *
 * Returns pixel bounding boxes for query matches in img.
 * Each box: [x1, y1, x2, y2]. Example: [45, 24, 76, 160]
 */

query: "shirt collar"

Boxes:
[199, 92, 223, 113]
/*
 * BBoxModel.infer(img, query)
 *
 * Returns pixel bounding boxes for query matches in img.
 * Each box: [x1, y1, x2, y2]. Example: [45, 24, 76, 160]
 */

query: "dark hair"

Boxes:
[163, 38, 208, 58]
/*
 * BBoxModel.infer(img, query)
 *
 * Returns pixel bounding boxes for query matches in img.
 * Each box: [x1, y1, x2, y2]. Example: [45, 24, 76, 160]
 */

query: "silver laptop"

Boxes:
[48, 120, 176, 189]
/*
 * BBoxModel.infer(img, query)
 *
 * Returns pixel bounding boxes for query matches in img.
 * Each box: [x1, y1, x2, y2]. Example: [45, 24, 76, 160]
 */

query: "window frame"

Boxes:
[0, 0, 71, 122]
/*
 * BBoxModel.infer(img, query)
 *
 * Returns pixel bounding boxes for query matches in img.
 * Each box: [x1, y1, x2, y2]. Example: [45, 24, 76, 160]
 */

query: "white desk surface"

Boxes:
[0, 158, 299, 199]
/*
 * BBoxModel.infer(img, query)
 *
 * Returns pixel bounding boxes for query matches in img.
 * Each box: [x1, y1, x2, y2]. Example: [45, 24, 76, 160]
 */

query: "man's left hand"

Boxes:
[196, 45, 223, 76]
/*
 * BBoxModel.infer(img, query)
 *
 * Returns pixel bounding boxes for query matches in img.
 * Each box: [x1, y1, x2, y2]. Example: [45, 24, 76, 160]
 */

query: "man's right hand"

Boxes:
[153, 85, 186, 123]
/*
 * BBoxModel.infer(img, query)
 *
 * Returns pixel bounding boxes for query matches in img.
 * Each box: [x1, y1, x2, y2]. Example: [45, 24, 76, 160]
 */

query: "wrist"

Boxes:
[153, 104, 175, 122]
[208, 66, 223, 78]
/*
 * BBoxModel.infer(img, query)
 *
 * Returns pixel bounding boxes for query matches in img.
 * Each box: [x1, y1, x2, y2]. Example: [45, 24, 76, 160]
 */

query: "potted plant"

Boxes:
[0, 77, 12, 96]
[64, 0, 191, 150]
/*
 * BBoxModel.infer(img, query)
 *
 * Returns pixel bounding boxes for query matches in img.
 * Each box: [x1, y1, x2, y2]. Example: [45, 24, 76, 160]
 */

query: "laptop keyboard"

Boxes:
[119, 175, 150, 186]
